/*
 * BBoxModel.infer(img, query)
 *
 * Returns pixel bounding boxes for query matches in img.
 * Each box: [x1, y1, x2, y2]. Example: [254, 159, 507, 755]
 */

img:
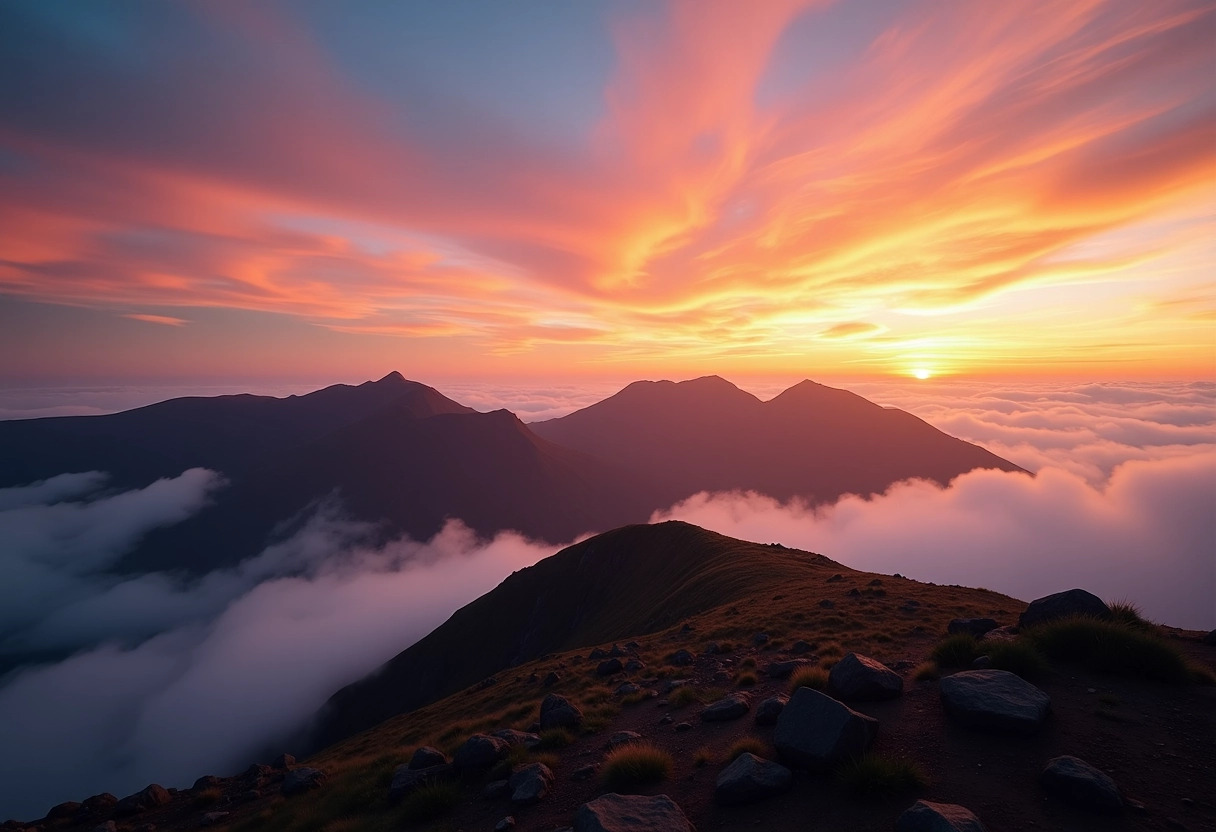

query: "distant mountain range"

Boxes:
[0, 372, 1023, 573]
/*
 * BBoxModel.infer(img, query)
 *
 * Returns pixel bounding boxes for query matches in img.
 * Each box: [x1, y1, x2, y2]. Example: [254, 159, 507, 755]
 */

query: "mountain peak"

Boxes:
[376, 371, 407, 384]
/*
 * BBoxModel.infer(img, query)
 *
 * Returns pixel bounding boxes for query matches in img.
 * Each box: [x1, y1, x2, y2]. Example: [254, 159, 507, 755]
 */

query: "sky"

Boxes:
[1, 0, 1214, 385]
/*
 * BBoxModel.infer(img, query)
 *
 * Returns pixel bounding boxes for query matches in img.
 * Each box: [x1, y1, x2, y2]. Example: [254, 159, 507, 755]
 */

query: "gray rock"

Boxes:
[408, 745, 449, 769]
[660, 678, 691, 693]
[453, 734, 510, 772]
[492, 729, 540, 748]
[971, 655, 992, 669]
[589, 647, 609, 660]
[774, 687, 877, 771]
[540, 693, 583, 730]
[948, 618, 999, 637]
[281, 768, 326, 796]
[616, 682, 641, 696]
[390, 763, 454, 801]
[828, 652, 904, 701]
[701, 693, 750, 722]
[482, 779, 510, 800]
[714, 752, 793, 806]
[495, 817, 516, 832]
[624, 658, 646, 672]
[1019, 588, 1112, 628]
[940, 670, 1050, 733]
[272, 753, 295, 770]
[607, 730, 643, 748]
[754, 695, 788, 726]
[1041, 755, 1123, 813]
[982, 625, 1019, 643]
[896, 800, 988, 831]
[674, 721, 693, 732]
[597, 658, 623, 676]
[668, 649, 694, 666]
[114, 784, 171, 817]
[765, 659, 815, 679]
[573, 793, 694, 832]
[572, 764, 597, 781]
[508, 762, 554, 805]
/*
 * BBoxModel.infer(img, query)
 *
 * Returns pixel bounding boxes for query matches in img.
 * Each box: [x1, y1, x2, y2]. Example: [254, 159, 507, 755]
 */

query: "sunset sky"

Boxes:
[1, 0, 1213, 384]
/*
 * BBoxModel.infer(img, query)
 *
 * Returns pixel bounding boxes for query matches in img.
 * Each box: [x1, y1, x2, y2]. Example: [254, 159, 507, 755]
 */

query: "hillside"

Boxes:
[532, 376, 1024, 506]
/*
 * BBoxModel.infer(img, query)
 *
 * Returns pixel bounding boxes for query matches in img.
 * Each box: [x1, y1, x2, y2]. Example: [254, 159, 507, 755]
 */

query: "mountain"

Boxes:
[307, 520, 848, 748]
[531, 375, 1024, 507]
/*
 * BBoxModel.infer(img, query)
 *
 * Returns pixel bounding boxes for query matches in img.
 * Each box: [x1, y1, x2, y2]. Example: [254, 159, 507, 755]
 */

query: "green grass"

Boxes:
[985, 639, 1049, 680]
[789, 666, 829, 694]
[726, 737, 767, 762]
[397, 782, 462, 824]
[600, 743, 673, 791]
[1025, 615, 1208, 683]
[1108, 599, 1152, 630]
[930, 633, 979, 667]
[837, 754, 928, 799]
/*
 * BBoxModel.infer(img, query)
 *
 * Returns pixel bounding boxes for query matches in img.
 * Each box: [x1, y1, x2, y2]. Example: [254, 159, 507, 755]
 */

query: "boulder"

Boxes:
[765, 659, 815, 679]
[948, 618, 999, 638]
[390, 763, 455, 801]
[701, 693, 750, 722]
[589, 647, 609, 660]
[281, 768, 326, 796]
[773, 687, 877, 771]
[482, 779, 511, 800]
[982, 625, 1018, 643]
[540, 693, 583, 730]
[452, 734, 510, 772]
[81, 793, 117, 813]
[408, 745, 449, 769]
[754, 695, 788, 726]
[714, 752, 793, 805]
[624, 658, 646, 672]
[1019, 589, 1111, 628]
[668, 649, 694, 666]
[939, 670, 1050, 734]
[1040, 755, 1123, 813]
[616, 682, 641, 696]
[896, 800, 988, 831]
[192, 775, 223, 791]
[828, 652, 903, 701]
[114, 785, 171, 817]
[272, 753, 296, 769]
[597, 658, 623, 676]
[573, 793, 694, 832]
[508, 762, 554, 805]
[492, 729, 540, 748]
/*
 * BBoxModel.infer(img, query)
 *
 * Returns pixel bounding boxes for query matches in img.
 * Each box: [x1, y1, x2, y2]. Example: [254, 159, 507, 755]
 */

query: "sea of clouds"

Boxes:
[0, 377, 1212, 820]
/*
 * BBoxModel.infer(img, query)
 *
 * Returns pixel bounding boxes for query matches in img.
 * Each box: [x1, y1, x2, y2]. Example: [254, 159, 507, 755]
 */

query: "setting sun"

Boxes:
[913, 369, 932, 380]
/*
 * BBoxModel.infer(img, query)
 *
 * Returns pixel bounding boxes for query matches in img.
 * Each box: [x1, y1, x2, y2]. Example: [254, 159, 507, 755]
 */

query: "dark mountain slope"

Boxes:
[308, 520, 843, 749]
[532, 375, 1023, 506]
[0, 372, 471, 488]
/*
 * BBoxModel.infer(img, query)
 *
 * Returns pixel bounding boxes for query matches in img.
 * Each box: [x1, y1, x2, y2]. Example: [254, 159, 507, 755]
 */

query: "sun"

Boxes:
[913, 368, 932, 380]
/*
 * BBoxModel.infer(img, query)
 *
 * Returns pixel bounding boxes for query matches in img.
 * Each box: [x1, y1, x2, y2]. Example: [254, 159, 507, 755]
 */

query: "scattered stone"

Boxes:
[674, 721, 693, 732]
[572, 764, 597, 781]
[827, 573, 844, 582]
[701, 693, 750, 722]
[755, 695, 788, 726]
[492, 729, 540, 748]
[714, 752, 793, 805]
[659, 715, 673, 725]
[482, 780, 510, 800]
[616, 682, 641, 696]
[660, 678, 691, 693]
[608, 730, 643, 748]
[202, 812, 229, 826]
[409, 746, 449, 769]
[1019, 588, 1112, 628]
[597, 658, 623, 676]
[624, 659, 646, 672]
[114, 785, 171, 817]
[573, 793, 694, 832]
[281, 768, 326, 796]
[766, 659, 815, 679]
[543, 671, 561, 686]
[828, 652, 904, 701]
[896, 800, 988, 831]
[753, 633, 770, 645]
[509, 762, 554, 805]
[818, 599, 835, 609]
[272, 753, 295, 770]
[847, 588, 861, 597]
[1041, 755, 1123, 813]
[949, 618, 999, 637]
[971, 655, 992, 669]
[939, 670, 1050, 734]
[774, 687, 877, 771]
[243, 763, 272, 781]
[540, 693, 584, 730]
[609, 643, 629, 657]
[453, 734, 510, 772]
[712, 670, 731, 684]
[791, 640, 814, 654]
[589, 647, 609, 660]
[495, 817, 516, 831]
[668, 649, 694, 666]
[390, 764, 455, 801]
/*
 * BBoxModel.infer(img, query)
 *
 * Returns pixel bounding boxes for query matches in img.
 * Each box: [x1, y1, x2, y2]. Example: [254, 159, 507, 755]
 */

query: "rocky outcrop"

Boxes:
[668, 649, 694, 666]
[1019, 589, 1111, 628]
[701, 693, 750, 721]
[948, 618, 998, 638]
[940, 670, 1050, 733]
[1040, 755, 1123, 813]
[508, 762, 554, 805]
[540, 694, 584, 730]
[896, 800, 988, 831]
[714, 752, 793, 805]
[453, 734, 510, 772]
[114, 784, 171, 817]
[573, 793, 694, 832]
[754, 695, 788, 726]
[827, 652, 903, 701]
[281, 768, 326, 796]
[408, 746, 449, 769]
[774, 687, 877, 770]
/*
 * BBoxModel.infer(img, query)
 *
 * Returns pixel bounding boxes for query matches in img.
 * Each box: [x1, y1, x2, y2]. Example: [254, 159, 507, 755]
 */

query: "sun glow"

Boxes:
[913, 368, 932, 380]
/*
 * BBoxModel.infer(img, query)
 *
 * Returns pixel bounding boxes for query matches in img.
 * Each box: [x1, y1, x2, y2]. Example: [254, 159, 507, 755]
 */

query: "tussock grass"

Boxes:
[912, 661, 940, 682]
[985, 640, 1049, 681]
[930, 633, 979, 668]
[693, 746, 714, 767]
[735, 671, 758, 687]
[726, 737, 768, 761]
[600, 743, 673, 791]
[837, 754, 928, 799]
[1108, 599, 1152, 630]
[789, 666, 829, 694]
[397, 781, 461, 823]
[669, 686, 699, 707]
[534, 727, 573, 750]
[1025, 615, 1205, 683]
